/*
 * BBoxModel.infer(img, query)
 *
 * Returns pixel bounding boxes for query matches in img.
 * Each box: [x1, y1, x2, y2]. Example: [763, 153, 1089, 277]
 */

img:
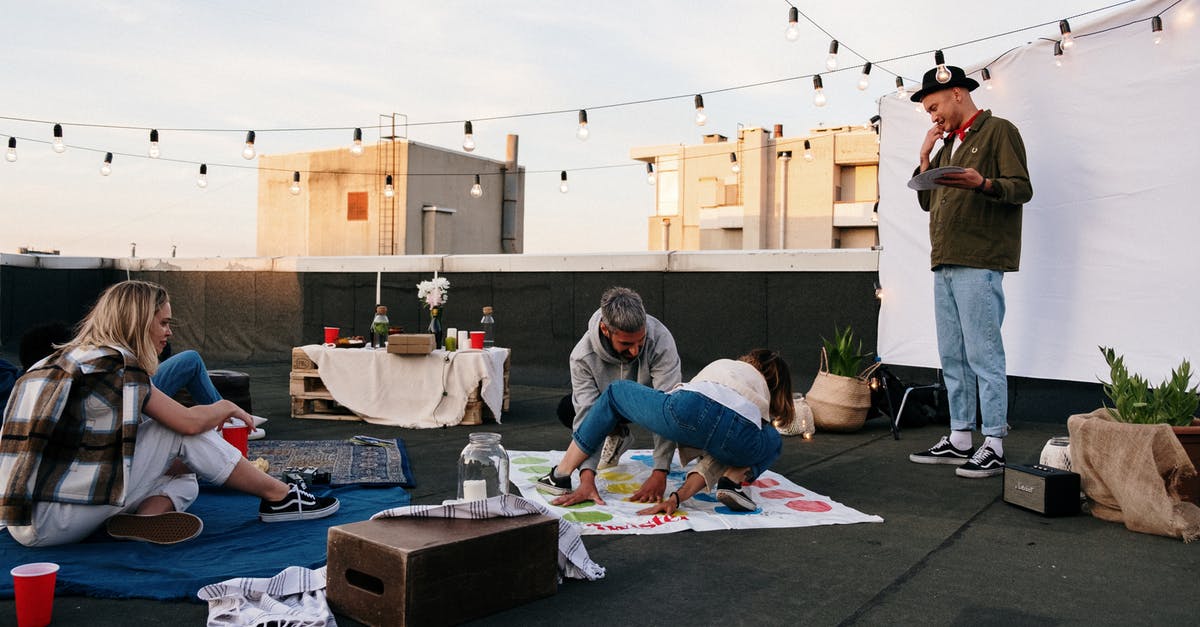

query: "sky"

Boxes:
[0, 0, 1124, 259]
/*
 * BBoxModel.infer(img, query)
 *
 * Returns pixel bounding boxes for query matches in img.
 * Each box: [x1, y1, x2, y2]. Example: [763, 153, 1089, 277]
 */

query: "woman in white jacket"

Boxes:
[538, 348, 794, 513]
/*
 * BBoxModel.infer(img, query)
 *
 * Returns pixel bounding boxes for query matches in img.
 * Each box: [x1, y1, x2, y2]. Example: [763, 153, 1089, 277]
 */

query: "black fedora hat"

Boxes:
[910, 66, 979, 102]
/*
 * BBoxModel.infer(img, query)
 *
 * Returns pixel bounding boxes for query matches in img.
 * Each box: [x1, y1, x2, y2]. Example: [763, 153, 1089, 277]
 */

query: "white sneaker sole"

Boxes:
[259, 500, 340, 522]
[909, 453, 971, 466]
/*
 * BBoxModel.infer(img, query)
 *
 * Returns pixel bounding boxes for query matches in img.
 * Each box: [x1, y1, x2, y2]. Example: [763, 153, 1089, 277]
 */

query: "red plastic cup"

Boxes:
[11, 562, 59, 627]
[470, 331, 485, 349]
[323, 326, 339, 345]
[221, 424, 249, 457]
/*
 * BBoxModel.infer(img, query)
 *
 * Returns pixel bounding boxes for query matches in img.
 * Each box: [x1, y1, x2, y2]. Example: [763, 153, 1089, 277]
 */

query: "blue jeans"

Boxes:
[152, 350, 221, 404]
[573, 380, 782, 480]
[933, 265, 1008, 437]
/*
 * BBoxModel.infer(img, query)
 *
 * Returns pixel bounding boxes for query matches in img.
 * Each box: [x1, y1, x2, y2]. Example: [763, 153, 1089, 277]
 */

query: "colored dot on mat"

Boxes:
[692, 493, 718, 502]
[760, 489, 806, 499]
[786, 499, 833, 513]
[605, 483, 638, 494]
[751, 477, 780, 488]
[519, 465, 552, 475]
[564, 501, 595, 510]
[715, 505, 762, 515]
[600, 471, 635, 481]
[511, 456, 549, 464]
[564, 511, 614, 523]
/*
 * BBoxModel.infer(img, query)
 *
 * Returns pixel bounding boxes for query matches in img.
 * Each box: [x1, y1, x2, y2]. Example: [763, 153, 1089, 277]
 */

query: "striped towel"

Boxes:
[371, 493, 606, 581]
[197, 566, 333, 627]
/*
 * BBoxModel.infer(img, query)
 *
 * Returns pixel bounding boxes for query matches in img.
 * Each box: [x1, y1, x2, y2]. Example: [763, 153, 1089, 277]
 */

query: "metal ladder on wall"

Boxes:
[376, 113, 407, 255]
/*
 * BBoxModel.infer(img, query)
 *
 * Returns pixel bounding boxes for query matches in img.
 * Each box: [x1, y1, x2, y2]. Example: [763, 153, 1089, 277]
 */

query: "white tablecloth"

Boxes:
[300, 345, 509, 428]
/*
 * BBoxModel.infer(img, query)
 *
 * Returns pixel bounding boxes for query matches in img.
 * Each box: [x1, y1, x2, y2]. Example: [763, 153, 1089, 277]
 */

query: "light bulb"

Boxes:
[242, 130, 256, 160]
[289, 171, 301, 195]
[1054, 41, 1064, 67]
[785, 7, 799, 41]
[813, 75, 826, 107]
[52, 123, 65, 153]
[350, 127, 364, 156]
[148, 129, 160, 158]
[934, 50, 951, 83]
[803, 140, 813, 162]
[825, 40, 839, 71]
[6, 137, 16, 163]
[470, 174, 483, 198]
[730, 152, 740, 173]
[100, 152, 113, 176]
[1059, 20, 1074, 50]
[462, 120, 476, 152]
[197, 164, 208, 188]
[646, 163, 656, 185]
[576, 109, 589, 141]
[982, 67, 993, 90]
[694, 94, 707, 126]
[857, 62, 871, 90]
[559, 170, 569, 193]
[384, 174, 395, 198]
[1152, 16, 1164, 44]
[895, 76, 906, 99]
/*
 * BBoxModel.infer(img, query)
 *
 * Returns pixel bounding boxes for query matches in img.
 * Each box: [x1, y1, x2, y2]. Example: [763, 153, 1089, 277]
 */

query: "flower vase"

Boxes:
[428, 307, 445, 348]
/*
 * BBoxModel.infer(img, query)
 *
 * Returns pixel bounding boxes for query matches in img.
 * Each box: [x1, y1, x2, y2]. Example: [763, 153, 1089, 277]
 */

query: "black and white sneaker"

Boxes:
[535, 469, 573, 496]
[716, 477, 757, 512]
[597, 424, 635, 469]
[909, 436, 975, 465]
[956, 446, 1006, 478]
[259, 482, 340, 522]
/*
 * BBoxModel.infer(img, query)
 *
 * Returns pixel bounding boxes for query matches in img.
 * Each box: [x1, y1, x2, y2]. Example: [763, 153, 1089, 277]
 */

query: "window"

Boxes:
[347, 191, 368, 221]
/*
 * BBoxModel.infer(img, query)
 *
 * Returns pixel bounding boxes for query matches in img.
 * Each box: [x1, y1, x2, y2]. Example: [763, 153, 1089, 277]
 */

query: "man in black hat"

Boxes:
[906, 65, 1032, 479]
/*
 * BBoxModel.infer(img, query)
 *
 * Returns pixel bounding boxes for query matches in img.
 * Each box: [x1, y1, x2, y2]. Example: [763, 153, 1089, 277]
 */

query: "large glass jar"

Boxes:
[457, 432, 509, 500]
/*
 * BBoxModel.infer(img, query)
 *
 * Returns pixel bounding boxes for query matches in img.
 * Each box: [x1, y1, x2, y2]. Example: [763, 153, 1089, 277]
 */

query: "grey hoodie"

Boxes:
[568, 308, 681, 473]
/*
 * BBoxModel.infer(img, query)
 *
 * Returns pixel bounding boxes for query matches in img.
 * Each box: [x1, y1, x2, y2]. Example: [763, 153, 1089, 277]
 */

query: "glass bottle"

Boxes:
[480, 306, 496, 349]
[428, 307, 445, 348]
[457, 432, 509, 500]
[371, 305, 389, 349]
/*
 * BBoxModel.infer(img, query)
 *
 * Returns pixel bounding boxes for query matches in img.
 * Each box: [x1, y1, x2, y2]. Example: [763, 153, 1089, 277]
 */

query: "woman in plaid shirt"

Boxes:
[0, 280, 338, 546]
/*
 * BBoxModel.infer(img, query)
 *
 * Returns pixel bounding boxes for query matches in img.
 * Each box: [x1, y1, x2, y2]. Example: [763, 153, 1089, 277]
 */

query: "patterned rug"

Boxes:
[247, 438, 415, 487]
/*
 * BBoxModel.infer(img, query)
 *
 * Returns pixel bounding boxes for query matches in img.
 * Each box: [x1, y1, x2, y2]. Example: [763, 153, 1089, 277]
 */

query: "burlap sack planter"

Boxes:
[805, 348, 880, 433]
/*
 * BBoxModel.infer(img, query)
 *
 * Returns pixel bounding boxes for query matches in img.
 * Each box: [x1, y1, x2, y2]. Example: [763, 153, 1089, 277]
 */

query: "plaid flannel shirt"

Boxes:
[0, 345, 150, 526]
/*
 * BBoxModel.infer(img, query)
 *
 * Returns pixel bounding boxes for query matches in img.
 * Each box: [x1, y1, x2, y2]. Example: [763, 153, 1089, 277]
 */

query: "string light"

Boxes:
[934, 50, 951, 83]
[646, 162, 655, 185]
[858, 62, 872, 90]
[825, 40, 840, 71]
[462, 121, 476, 152]
[1059, 19, 1075, 50]
[384, 174, 395, 198]
[895, 76, 906, 99]
[197, 164, 208, 188]
[1152, 16, 1164, 44]
[785, 7, 800, 41]
[730, 152, 740, 173]
[576, 110, 589, 141]
[100, 152, 113, 176]
[6, 137, 16, 163]
[289, 171, 301, 195]
[694, 94, 707, 126]
[1054, 40, 1065, 66]
[812, 74, 827, 107]
[242, 130, 257, 160]
[350, 127, 364, 156]
[52, 123, 65, 153]
[148, 129, 160, 158]
[470, 174, 483, 198]
[803, 139, 813, 162]
[982, 67, 993, 89]
[559, 170, 569, 193]
[870, 115, 882, 144]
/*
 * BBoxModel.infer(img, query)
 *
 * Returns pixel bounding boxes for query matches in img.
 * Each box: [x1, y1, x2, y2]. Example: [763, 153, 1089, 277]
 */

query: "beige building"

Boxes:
[257, 137, 524, 256]
[632, 125, 878, 251]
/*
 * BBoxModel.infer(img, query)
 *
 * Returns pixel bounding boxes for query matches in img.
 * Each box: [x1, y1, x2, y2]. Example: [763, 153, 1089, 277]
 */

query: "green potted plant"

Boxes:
[822, 325, 873, 377]
[806, 325, 880, 432]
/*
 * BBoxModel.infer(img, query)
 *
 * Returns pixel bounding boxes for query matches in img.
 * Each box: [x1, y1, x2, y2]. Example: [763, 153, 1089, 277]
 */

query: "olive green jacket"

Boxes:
[916, 110, 1032, 272]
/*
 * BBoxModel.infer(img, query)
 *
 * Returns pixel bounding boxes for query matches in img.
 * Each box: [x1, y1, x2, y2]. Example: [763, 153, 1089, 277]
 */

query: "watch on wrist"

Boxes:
[975, 178, 989, 194]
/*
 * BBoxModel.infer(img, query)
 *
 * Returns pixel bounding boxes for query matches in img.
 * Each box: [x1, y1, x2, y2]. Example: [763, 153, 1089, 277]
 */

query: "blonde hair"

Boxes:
[66, 280, 169, 374]
[738, 348, 795, 430]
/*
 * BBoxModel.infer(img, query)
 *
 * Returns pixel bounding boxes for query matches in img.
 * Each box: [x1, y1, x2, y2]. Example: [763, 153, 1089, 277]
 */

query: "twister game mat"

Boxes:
[510, 449, 883, 535]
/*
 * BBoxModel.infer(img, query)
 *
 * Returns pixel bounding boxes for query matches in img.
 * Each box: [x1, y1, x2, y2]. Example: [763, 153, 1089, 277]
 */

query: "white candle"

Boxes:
[463, 479, 487, 501]
[375, 271, 381, 304]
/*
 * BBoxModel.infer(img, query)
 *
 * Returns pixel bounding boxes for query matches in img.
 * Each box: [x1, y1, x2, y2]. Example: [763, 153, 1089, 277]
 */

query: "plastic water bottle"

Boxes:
[480, 306, 495, 349]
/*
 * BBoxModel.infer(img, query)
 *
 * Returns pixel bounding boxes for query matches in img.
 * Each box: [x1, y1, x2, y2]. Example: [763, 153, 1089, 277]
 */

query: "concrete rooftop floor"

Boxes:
[1, 357, 1197, 626]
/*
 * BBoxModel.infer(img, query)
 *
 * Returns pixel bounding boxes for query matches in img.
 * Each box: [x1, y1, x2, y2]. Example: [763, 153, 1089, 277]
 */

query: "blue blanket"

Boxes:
[0, 484, 410, 601]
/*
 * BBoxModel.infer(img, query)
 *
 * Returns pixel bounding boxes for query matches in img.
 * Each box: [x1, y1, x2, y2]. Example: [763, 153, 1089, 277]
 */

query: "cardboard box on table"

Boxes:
[386, 334, 435, 355]
[326, 515, 558, 626]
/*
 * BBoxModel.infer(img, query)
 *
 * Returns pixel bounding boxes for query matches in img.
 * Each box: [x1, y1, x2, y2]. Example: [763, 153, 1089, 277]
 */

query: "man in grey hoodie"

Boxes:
[554, 287, 682, 507]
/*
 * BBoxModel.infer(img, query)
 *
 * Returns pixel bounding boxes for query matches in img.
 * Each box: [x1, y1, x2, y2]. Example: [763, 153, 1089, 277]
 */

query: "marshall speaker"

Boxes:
[1003, 464, 1081, 516]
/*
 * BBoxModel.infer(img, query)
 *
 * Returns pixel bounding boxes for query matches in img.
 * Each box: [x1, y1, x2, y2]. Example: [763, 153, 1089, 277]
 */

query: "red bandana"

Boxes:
[947, 109, 983, 142]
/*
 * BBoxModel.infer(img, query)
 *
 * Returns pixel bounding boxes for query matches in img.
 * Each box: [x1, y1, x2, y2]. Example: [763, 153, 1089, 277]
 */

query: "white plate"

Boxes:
[907, 166, 966, 191]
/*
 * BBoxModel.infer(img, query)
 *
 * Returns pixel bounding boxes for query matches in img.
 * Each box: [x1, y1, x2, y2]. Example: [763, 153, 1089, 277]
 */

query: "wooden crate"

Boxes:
[290, 347, 360, 421]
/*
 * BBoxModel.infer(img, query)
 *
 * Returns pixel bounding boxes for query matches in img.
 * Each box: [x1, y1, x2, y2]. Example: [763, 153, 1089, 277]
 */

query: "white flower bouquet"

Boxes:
[416, 276, 450, 309]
